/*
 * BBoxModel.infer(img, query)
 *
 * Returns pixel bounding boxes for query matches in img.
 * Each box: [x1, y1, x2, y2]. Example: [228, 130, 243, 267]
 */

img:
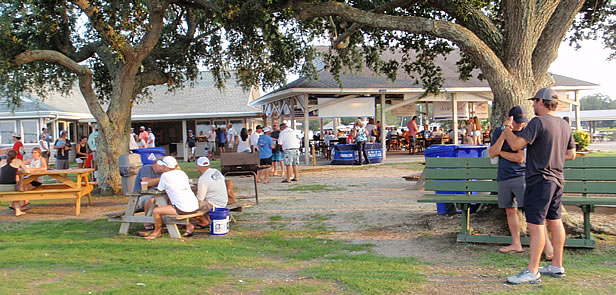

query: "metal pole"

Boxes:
[181, 120, 187, 161]
[380, 94, 387, 160]
[452, 94, 458, 144]
[303, 94, 310, 165]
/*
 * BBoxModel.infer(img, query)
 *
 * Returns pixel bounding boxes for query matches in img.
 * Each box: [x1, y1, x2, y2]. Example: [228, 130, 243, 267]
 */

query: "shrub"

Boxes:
[573, 130, 591, 151]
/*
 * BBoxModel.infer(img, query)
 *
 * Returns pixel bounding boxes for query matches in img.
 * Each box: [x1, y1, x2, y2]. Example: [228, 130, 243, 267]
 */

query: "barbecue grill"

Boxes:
[220, 152, 260, 204]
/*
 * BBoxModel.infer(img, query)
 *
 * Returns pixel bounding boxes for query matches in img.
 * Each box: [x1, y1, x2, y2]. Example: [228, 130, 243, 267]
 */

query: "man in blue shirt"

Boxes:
[257, 127, 276, 184]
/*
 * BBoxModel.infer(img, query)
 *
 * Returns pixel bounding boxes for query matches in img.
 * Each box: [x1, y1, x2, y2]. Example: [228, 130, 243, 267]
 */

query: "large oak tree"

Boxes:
[0, 0, 317, 192]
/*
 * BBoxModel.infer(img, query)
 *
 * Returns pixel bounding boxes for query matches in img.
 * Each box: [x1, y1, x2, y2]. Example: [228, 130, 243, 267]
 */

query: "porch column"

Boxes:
[452, 94, 458, 144]
[424, 102, 430, 124]
[303, 94, 310, 165]
[319, 119, 324, 139]
[574, 91, 581, 131]
[380, 94, 386, 160]
[181, 120, 187, 162]
[290, 98, 296, 129]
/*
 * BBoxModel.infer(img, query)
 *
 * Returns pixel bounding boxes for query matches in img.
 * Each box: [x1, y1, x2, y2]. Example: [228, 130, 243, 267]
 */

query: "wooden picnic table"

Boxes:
[105, 189, 204, 239]
[0, 168, 96, 215]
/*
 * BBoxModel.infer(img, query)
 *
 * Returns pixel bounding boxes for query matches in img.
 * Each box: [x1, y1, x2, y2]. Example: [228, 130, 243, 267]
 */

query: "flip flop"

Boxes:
[282, 179, 291, 183]
[291, 178, 298, 181]
[144, 233, 162, 240]
[193, 223, 209, 229]
[499, 247, 524, 253]
[183, 231, 194, 237]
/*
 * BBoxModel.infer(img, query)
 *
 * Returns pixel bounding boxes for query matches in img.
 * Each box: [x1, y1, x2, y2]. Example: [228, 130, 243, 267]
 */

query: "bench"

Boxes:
[0, 184, 95, 216]
[417, 157, 616, 248]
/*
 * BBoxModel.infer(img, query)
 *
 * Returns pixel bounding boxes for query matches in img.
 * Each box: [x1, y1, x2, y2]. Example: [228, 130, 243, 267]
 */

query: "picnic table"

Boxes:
[0, 168, 95, 215]
[105, 189, 205, 239]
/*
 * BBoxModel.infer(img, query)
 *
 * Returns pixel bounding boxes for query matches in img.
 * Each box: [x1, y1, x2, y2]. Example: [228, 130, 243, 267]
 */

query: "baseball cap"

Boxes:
[196, 156, 210, 167]
[508, 106, 529, 123]
[11, 132, 20, 138]
[148, 128, 152, 131]
[255, 125, 263, 130]
[263, 127, 271, 133]
[140, 126, 145, 129]
[188, 129, 193, 133]
[157, 156, 178, 168]
[59, 130, 66, 136]
[529, 88, 558, 101]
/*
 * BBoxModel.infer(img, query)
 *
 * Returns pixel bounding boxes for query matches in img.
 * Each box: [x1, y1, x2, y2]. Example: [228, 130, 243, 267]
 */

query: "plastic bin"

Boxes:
[131, 147, 167, 165]
[424, 144, 487, 215]
[119, 153, 142, 194]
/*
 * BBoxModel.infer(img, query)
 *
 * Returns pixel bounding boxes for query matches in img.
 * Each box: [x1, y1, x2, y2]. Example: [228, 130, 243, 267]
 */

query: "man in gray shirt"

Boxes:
[503, 88, 576, 284]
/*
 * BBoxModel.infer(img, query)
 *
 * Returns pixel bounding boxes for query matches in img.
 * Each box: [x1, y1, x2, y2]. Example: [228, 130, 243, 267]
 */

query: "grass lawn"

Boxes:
[0, 220, 426, 294]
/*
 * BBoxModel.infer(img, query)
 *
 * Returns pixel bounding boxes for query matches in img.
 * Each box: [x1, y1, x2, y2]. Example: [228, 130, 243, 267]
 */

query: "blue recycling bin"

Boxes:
[131, 147, 167, 165]
[331, 143, 383, 165]
[424, 144, 487, 214]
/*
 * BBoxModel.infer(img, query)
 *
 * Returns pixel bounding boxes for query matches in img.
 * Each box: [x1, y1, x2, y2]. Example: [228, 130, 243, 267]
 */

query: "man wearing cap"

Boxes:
[11, 133, 25, 161]
[53, 130, 72, 170]
[489, 106, 530, 254]
[139, 126, 148, 143]
[146, 156, 199, 239]
[132, 157, 166, 230]
[257, 127, 276, 184]
[147, 128, 156, 147]
[207, 126, 217, 160]
[227, 124, 236, 152]
[278, 123, 301, 183]
[503, 88, 576, 284]
[186, 130, 197, 162]
[191, 156, 237, 229]
[250, 125, 263, 152]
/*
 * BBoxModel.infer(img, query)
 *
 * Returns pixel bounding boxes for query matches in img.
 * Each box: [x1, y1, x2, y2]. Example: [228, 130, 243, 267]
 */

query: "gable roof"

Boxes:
[0, 71, 261, 120]
[250, 50, 597, 106]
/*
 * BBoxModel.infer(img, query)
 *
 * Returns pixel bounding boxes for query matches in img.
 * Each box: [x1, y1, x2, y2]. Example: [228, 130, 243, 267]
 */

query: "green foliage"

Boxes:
[573, 130, 591, 150]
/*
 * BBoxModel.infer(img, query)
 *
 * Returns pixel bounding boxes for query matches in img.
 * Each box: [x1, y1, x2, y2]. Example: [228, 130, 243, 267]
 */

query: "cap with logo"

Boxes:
[157, 156, 178, 168]
[196, 156, 210, 167]
[508, 106, 529, 123]
[529, 88, 558, 101]
[263, 127, 271, 133]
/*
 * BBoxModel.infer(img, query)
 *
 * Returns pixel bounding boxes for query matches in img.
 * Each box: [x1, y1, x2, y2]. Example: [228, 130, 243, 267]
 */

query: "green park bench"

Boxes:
[417, 157, 616, 248]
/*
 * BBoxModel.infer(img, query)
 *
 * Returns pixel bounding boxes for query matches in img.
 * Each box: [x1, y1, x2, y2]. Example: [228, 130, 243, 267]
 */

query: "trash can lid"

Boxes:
[424, 144, 487, 157]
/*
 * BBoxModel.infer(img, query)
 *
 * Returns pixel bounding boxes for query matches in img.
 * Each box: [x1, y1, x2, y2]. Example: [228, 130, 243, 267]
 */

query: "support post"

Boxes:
[452, 94, 458, 144]
[290, 98, 296, 129]
[575, 91, 582, 131]
[181, 120, 187, 162]
[380, 94, 386, 160]
[303, 94, 310, 165]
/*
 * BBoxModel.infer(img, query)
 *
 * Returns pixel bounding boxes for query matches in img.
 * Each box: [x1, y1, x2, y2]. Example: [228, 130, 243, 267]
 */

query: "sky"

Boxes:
[550, 39, 616, 100]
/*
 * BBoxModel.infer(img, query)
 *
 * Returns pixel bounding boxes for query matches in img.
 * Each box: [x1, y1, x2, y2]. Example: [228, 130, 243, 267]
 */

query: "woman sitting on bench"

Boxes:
[23, 147, 48, 191]
[145, 156, 199, 240]
[0, 150, 30, 216]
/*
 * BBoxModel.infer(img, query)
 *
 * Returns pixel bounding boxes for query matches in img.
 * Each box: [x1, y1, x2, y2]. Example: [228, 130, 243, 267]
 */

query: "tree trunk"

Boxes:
[490, 80, 534, 128]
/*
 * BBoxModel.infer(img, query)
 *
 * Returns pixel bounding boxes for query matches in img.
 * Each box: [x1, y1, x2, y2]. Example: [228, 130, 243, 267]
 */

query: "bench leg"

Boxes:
[87, 193, 93, 206]
[459, 203, 470, 236]
[230, 213, 237, 224]
[119, 197, 138, 235]
[582, 205, 594, 242]
[167, 223, 182, 239]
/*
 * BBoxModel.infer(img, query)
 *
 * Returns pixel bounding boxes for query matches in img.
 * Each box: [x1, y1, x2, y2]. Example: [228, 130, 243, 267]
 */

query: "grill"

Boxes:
[220, 152, 260, 204]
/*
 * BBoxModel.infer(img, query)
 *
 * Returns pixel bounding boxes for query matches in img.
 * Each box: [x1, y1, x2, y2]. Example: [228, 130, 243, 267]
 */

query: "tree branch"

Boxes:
[431, 0, 504, 56]
[11, 49, 110, 128]
[532, 0, 585, 79]
[134, 70, 170, 94]
[293, 1, 511, 88]
[71, 0, 136, 61]
[134, 1, 169, 62]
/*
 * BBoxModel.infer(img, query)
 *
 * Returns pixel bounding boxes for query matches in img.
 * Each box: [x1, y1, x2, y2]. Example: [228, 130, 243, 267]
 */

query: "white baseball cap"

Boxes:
[196, 157, 210, 167]
[157, 156, 177, 168]
[263, 127, 272, 133]
[140, 126, 145, 129]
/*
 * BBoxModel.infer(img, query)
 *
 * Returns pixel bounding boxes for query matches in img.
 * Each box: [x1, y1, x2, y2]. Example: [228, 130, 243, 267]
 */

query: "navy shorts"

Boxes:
[260, 157, 272, 166]
[524, 180, 563, 225]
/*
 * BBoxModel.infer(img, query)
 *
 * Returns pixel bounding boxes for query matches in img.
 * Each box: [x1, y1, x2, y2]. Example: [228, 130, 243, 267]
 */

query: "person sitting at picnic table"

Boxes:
[420, 124, 431, 139]
[132, 157, 166, 230]
[0, 150, 30, 216]
[145, 156, 199, 240]
[22, 147, 48, 192]
[191, 157, 232, 230]
[76, 136, 89, 168]
[431, 126, 442, 137]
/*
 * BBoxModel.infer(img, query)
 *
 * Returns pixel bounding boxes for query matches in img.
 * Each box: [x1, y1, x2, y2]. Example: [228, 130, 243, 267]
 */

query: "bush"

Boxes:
[573, 130, 591, 151]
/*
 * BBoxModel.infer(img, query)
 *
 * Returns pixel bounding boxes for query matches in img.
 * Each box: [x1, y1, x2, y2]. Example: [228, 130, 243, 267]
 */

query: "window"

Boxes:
[196, 120, 211, 137]
[0, 121, 16, 144]
[230, 119, 244, 136]
[21, 120, 38, 144]
[214, 120, 227, 129]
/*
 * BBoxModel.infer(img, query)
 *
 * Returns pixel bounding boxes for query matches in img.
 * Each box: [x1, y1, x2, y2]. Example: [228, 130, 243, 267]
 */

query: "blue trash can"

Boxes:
[424, 144, 487, 214]
[131, 147, 167, 165]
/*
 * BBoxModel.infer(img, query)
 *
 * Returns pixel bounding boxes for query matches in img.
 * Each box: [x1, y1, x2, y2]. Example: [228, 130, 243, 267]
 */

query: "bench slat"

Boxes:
[419, 194, 616, 205]
[564, 169, 616, 181]
[425, 168, 497, 180]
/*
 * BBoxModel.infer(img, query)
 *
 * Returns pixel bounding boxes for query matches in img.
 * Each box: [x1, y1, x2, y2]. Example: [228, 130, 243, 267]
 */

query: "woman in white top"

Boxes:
[236, 128, 251, 153]
[23, 147, 47, 191]
[145, 156, 199, 240]
[136, 134, 147, 149]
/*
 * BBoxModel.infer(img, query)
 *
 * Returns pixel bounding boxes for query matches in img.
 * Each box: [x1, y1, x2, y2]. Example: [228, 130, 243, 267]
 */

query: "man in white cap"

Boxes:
[191, 156, 237, 229]
[145, 156, 199, 239]
[139, 126, 148, 143]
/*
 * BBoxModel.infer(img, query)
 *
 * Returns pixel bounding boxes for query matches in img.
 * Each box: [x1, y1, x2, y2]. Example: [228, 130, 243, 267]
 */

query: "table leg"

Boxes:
[75, 196, 81, 216]
[119, 197, 139, 234]
[167, 224, 182, 239]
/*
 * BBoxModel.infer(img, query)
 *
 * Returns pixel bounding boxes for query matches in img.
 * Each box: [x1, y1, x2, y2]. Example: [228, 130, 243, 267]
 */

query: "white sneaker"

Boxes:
[539, 264, 565, 278]
[507, 268, 541, 284]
